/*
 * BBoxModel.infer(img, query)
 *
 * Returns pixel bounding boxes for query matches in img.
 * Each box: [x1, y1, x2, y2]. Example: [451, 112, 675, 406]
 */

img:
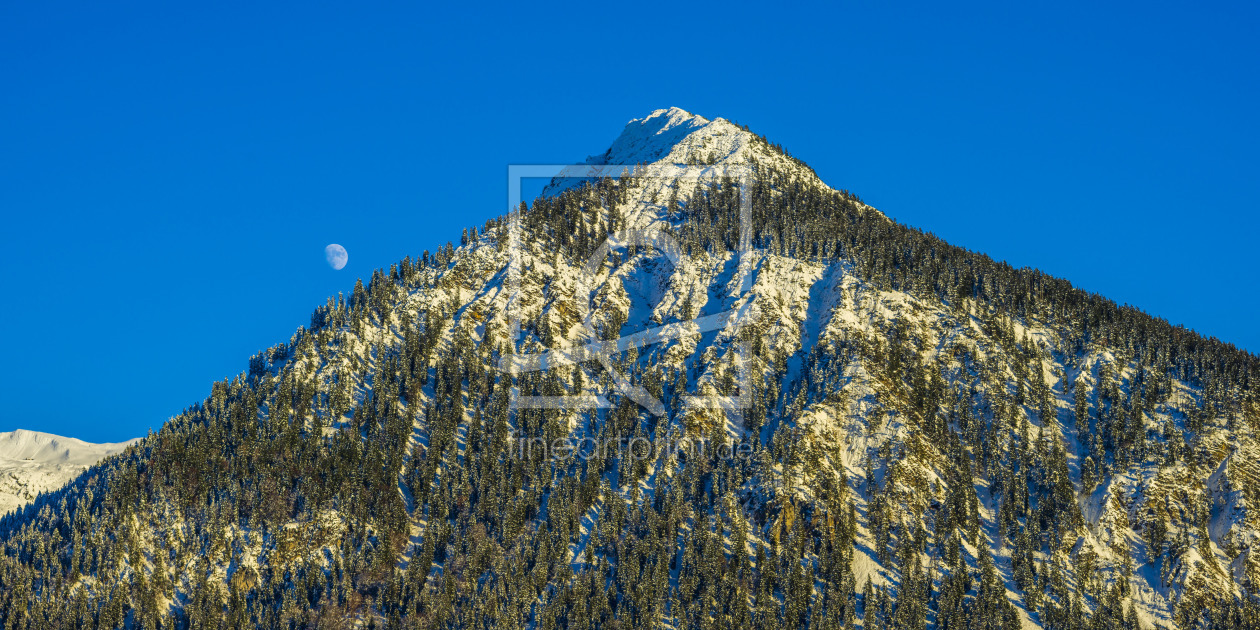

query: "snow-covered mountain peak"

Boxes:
[541, 107, 877, 235]
[589, 107, 714, 165]
[589, 106, 762, 169]
[595, 107, 853, 196]
[633, 107, 711, 135]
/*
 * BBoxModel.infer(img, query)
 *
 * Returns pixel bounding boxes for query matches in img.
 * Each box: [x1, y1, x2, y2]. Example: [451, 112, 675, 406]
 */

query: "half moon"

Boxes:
[325, 244, 348, 270]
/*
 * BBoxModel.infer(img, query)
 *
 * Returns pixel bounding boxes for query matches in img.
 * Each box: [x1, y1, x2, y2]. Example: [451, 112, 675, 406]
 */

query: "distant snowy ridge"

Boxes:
[0, 429, 138, 515]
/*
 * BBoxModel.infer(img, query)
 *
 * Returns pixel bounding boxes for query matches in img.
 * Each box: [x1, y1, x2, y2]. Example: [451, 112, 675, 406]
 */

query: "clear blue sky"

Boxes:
[2, 2, 1256, 442]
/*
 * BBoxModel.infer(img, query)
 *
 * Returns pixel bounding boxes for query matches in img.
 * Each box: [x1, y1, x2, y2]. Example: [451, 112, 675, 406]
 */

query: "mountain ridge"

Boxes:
[0, 429, 139, 516]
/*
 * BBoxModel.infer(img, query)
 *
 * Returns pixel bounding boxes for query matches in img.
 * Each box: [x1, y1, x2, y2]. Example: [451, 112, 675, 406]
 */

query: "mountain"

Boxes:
[0, 430, 138, 516]
[0, 107, 1257, 629]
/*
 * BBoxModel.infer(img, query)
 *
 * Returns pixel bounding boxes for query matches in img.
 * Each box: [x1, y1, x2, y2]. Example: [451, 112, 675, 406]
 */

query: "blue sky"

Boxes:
[1, 2, 1256, 442]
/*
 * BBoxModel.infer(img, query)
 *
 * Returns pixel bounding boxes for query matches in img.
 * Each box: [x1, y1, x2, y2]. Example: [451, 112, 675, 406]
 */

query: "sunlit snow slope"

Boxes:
[0, 429, 138, 515]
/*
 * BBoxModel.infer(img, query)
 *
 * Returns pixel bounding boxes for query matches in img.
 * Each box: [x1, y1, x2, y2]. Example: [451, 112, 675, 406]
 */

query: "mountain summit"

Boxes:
[0, 110, 1256, 629]
[588, 107, 830, 185]
[591, 107, 732, 166]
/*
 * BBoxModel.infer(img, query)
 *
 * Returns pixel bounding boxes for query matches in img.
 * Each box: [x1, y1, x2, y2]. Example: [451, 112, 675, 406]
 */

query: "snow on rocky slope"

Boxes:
[0, 429, 138, 515]
[419, 107, 1257, 627]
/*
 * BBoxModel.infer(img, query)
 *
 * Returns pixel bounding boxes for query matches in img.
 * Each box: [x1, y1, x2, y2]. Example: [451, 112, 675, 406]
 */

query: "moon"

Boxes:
[325, 244, 348, 270]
